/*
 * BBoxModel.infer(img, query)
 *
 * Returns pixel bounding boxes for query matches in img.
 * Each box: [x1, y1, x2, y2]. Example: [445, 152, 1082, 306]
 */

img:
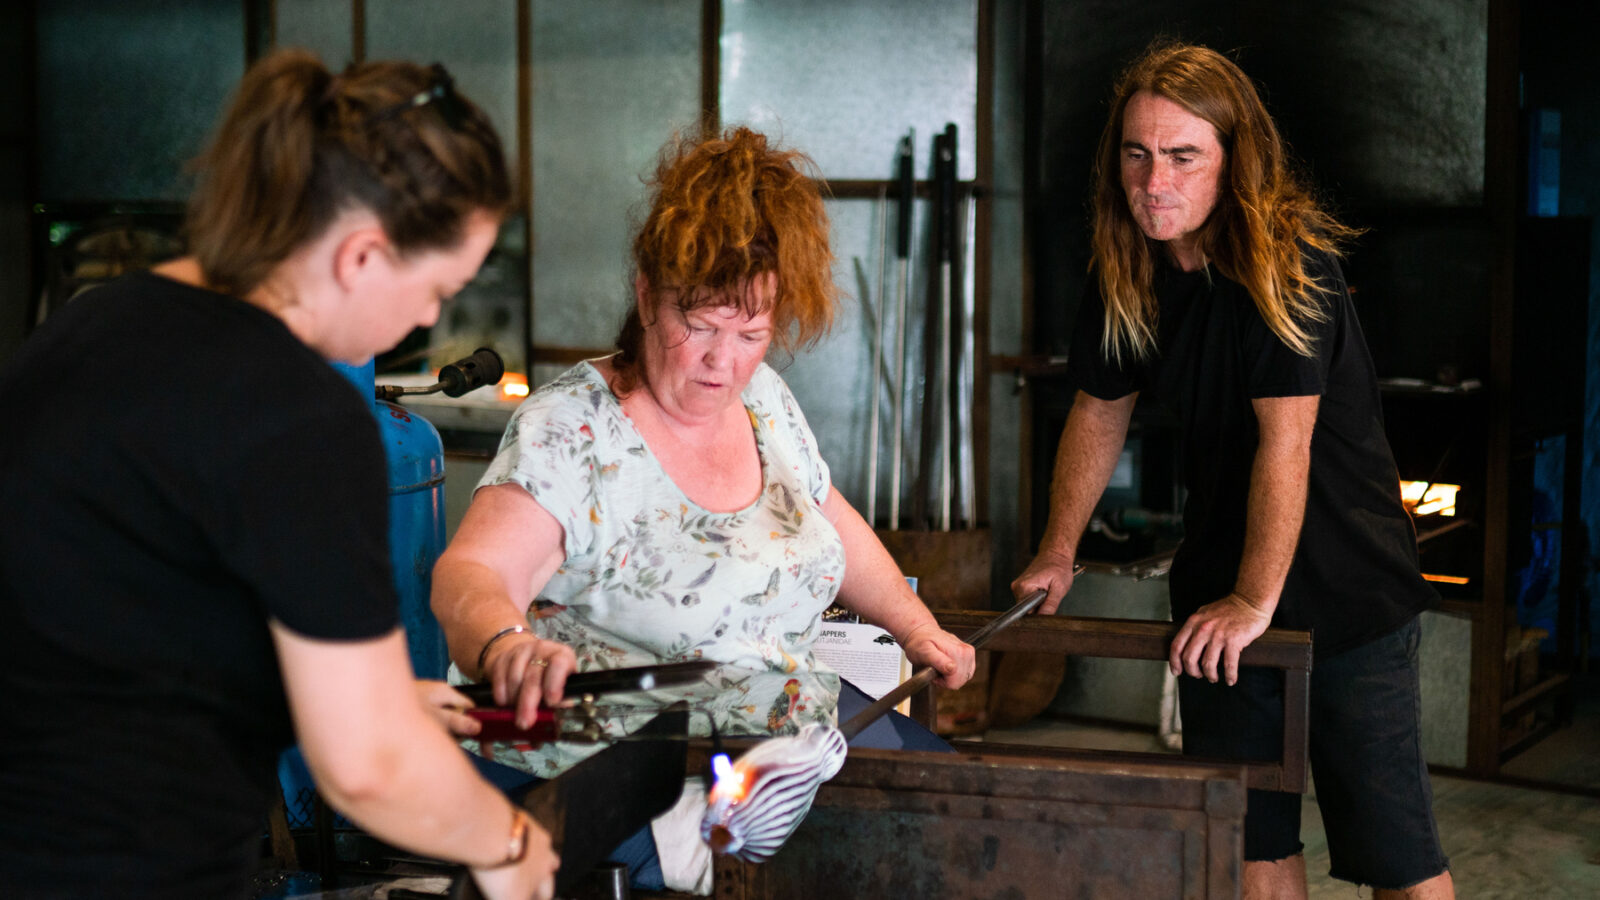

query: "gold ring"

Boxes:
[533, 657, 549, 668]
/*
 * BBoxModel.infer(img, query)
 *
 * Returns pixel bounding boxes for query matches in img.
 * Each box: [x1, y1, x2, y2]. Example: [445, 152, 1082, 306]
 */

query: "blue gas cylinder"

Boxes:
[332, 358, 449, 679]
[279, 359, 452, 829]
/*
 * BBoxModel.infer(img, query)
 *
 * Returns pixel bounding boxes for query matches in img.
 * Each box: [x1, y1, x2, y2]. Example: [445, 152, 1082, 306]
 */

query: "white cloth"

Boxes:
[650, 779, 714, 895]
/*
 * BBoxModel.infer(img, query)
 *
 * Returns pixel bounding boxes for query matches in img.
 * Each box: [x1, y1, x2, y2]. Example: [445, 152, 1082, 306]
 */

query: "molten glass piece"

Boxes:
[700, 723, 848, 863]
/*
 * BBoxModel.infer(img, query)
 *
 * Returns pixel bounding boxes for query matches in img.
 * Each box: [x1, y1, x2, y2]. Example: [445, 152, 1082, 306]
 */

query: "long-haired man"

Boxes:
[1015, 41, 1454, 899]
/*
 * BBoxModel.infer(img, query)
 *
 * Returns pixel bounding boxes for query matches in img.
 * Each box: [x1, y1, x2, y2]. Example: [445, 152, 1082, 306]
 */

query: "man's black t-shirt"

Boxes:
[1068, 247, 1435, 657]
[0, 272, 399, 897]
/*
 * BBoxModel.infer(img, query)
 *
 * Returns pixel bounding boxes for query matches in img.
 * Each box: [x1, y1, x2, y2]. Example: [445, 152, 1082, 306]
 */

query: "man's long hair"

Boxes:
[1090, 41, 1359, 362]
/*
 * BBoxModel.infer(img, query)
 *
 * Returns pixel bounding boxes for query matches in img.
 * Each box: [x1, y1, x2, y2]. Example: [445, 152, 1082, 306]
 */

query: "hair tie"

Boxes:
[318, 73, 343, 110]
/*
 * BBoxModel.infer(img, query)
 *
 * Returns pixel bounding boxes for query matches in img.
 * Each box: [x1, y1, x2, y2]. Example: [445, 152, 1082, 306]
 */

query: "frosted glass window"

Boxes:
[38, 0, 245, 202]
[430, 212, 530, 375]
[365, 0, 520, 179]
[529, 1, 703, 351]
[783, 195, 950, 515]
[781, 197, 882, 503]
[720, 0, 978, 182]
[274, 0, 355, 69]
[354, 2, 525, 374]
[721, 0, 981, 520]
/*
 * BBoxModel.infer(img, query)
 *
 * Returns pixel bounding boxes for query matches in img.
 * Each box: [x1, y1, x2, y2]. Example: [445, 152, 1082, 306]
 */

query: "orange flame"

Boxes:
[709, 753, 749, 803]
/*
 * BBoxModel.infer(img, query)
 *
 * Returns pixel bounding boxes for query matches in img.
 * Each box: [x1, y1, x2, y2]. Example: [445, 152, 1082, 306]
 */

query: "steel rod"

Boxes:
[839, 589, 1047, 740]
[957, 191, 978, 527]
[852, 258, 911, 461]
[935, 124, 958, 531]
[888, 131, 914, 531]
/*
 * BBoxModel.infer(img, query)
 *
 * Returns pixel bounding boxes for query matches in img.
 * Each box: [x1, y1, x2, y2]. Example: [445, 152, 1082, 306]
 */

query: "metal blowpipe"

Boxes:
[703, 588, 1054, 866]
[838, 588, 1048, 740]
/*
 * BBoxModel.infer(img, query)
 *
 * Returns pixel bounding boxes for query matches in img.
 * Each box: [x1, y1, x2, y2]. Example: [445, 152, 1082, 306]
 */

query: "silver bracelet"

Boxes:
[476, 625, 532, 675]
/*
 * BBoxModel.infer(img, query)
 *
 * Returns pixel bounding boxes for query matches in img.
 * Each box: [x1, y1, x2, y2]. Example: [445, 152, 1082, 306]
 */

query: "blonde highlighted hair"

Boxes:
[1090, 40, 1359, 362]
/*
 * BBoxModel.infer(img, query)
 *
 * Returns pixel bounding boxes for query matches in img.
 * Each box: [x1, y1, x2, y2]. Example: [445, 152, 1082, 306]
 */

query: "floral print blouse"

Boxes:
[468, 360, 846, 776]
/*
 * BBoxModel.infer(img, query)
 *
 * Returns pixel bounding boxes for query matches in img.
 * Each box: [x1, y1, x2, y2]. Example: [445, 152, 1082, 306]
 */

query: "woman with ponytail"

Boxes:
[0, 50, 558, 899]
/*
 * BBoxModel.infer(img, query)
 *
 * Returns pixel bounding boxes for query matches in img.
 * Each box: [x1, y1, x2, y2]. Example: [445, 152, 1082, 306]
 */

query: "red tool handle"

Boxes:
[466, 707, 561, 745]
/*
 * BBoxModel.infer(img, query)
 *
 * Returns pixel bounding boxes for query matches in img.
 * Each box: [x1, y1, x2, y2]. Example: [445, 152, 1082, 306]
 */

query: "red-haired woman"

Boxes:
[432, 126, 975, 892]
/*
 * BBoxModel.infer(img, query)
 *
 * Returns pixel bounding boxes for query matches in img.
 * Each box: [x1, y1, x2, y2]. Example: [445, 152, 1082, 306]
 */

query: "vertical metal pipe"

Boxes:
[517, 0, 534, 380]
[351, 0, 365, 63]
[700, 0, 722, 138]
[957, 191, 978, 528]
[936, 125, 958, 531]
[889, 132, 914, 531]
[865, 187, 888, 526]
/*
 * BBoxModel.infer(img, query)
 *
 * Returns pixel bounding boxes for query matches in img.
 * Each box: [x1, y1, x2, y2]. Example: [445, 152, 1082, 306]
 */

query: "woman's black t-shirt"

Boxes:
[0, 272, 398, 897]
[1068, 247, 1435, 658]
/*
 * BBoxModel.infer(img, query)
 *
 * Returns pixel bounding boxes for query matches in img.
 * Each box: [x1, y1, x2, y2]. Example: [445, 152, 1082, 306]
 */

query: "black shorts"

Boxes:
[1179, 616, 1450, 890]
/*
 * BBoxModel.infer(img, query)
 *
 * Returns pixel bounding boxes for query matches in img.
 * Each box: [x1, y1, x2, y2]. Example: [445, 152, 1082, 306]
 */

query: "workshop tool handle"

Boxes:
[888, 131, 915, 530]
[457, 660, 716, 706]
[454, 660, 718, 744]
[463, 707, 561, 744]
[934, 124, 957, 531]
[896, 133, 915, 258]
[838, 589, 1047, 740]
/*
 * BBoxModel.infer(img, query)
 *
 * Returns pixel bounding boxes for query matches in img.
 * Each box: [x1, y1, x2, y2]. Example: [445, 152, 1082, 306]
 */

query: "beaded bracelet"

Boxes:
[476, 625, 532, 675]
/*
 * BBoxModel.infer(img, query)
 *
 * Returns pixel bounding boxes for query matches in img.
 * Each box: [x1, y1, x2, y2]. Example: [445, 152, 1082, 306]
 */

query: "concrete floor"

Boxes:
[1500, 674, 1600, 789]
[983, 682, 1600, 900]
[1302, 773, 1600, 899]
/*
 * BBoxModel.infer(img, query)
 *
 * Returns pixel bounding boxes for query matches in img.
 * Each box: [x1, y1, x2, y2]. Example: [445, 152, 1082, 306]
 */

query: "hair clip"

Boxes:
[366, 62, 465, 131]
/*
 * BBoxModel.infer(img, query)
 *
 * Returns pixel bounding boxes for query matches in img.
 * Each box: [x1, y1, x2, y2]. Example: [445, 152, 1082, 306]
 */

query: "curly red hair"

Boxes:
[612, 127, 836, 393]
